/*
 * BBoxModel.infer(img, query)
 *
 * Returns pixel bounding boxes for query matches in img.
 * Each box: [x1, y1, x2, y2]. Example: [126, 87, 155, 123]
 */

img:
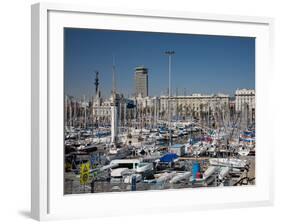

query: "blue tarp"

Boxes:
[159, 153, 178, 163]
[240, 138, 255, 142]
[242, 130, 255, 137]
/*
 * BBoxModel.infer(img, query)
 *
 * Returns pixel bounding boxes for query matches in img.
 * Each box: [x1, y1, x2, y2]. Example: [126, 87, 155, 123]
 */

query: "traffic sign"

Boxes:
[80, 162, 90, 185]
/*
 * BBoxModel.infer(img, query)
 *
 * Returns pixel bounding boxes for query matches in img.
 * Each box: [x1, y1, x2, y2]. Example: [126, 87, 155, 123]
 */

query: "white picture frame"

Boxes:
[31, 2, 274, 221]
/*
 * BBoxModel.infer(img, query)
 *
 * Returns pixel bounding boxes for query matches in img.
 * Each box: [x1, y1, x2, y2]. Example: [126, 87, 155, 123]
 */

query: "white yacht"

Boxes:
[136, 162, 153, 173]
[218, 166, 230, 180]
[209, 158, 247, 169]
[169, 172, 191, 184]
[203, 166, 218, 180]
[238, 145, 250, 156]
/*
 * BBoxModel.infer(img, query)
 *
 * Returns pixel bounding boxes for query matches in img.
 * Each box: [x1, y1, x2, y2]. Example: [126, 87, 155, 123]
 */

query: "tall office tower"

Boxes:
[134, 66, 148, 97]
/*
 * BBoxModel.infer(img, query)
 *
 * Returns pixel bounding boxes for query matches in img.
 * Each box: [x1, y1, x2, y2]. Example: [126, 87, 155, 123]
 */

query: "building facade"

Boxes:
[159, 93, 230, 119]
[235, 89, 255, 111]
[134, 67, 148, 97]
[92, 93, 112, 125]
[235, 89, 255, 126]
[92, 92, 134, 126]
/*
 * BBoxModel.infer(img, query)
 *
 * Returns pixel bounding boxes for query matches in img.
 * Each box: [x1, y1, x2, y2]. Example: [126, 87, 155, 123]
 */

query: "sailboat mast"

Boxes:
[65, 95, 68, 128]
[84, 95, 87, 129]
[69, 97, 72, 127]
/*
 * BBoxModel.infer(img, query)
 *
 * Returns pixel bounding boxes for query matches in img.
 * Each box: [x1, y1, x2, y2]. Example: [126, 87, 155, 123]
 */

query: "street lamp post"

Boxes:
[165, 51, 175, 147]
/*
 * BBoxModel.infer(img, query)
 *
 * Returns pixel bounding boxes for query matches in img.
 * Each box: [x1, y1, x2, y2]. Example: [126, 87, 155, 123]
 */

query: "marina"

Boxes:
[64, 29, 255, 195]
[64, 92, 256, 194]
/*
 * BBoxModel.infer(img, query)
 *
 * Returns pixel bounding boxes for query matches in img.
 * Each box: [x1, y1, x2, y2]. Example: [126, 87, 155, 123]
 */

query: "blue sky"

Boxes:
[64, 28, 255, 99]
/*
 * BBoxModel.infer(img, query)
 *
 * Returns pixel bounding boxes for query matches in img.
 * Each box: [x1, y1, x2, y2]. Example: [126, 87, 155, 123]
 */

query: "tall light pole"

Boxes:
[165, 50, 175, 147]
[111, 55, 117, 145]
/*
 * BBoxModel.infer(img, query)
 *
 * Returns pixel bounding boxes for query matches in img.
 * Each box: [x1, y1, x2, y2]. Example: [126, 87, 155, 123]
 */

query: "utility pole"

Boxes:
[165, 51, 175, 148]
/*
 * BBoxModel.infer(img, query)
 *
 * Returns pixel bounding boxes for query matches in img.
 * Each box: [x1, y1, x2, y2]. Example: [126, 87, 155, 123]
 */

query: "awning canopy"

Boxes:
[159, 153, 178, 163]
